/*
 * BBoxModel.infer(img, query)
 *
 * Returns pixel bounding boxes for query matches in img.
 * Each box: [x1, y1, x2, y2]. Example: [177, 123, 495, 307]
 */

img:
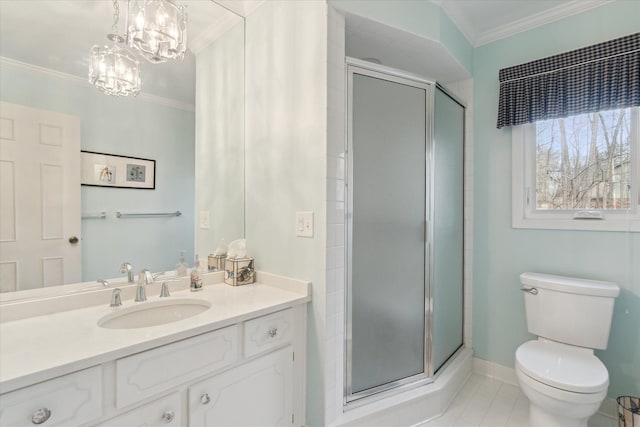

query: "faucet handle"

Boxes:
[159, 279, 180, 298]
[110, 288, 122, 307]
[97, 279, 109, 287]
[160, 282, 171, 298]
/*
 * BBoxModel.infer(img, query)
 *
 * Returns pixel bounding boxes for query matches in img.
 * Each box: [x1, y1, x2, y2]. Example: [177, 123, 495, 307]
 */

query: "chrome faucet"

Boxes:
[110, 288, 122, 307]
[135, 269, 153, 302]
[119, 262, 134, 284]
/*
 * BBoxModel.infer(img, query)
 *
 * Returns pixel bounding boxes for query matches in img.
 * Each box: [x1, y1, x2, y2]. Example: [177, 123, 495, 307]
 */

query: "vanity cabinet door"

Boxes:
[0, 366, 101, 427]
[189, 346, 293, 427]
[97, 392, 181, 427]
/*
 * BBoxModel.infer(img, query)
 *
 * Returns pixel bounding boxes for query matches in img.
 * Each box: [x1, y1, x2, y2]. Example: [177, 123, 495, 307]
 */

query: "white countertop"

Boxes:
[0, 272, 310, 394]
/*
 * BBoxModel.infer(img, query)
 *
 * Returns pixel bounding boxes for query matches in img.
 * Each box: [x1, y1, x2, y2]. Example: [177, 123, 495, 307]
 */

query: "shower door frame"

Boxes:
[344, 58, 436, 405]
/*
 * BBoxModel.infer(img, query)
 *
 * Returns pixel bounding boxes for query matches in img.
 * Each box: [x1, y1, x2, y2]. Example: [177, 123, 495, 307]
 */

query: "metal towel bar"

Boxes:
[116, 211, 182, 218]
[82, 211, 107, 220]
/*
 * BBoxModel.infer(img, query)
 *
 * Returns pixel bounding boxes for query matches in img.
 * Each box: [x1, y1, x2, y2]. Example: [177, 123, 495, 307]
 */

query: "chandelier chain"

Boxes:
[112, 0, 120, 34]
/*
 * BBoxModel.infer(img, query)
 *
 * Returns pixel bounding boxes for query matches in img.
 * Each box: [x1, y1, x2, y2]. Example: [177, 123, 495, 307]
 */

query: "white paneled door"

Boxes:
[0, 101, 81, 292]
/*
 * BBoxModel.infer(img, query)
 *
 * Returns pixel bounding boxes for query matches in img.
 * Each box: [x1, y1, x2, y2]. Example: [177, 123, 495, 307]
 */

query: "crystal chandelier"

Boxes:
[126, 0, 188, 64]
[89, 0, 141, 97]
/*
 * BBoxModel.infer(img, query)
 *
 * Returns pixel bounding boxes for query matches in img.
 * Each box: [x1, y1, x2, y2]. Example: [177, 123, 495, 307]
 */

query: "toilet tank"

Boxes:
[520, 272, 620, 350]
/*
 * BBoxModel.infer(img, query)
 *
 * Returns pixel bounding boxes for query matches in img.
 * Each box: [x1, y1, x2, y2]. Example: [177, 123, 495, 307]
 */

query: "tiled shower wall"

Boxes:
[324, 7, 474, 425]
[325, 7, 347, 425]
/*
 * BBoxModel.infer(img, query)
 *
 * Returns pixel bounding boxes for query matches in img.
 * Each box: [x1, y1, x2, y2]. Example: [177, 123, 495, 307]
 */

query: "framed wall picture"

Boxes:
[81, 151, 156, 189]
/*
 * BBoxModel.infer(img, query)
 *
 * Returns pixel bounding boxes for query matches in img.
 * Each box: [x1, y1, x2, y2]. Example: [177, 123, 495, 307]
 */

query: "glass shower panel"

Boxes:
[348, 71, 429, 396]
[431, 88, 465, 372]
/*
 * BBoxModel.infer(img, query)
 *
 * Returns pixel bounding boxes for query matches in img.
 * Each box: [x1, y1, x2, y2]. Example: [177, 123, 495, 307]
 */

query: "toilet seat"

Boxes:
[515, 340, 608, 394]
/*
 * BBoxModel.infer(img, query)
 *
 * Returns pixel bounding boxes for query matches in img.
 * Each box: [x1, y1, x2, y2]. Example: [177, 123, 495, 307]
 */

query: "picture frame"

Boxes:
[81, 151, 156, 189]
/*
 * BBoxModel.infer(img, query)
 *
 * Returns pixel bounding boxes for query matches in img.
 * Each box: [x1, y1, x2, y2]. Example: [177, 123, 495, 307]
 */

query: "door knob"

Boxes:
[161, 410, 175, 423]
[68, 236, 79, 244]
[31, 408, 51, 424]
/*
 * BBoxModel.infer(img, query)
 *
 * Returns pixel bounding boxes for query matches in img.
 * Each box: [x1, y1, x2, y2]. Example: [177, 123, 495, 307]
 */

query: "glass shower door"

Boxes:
[346, 66, 433, 401]
[431, 87, 465, 372]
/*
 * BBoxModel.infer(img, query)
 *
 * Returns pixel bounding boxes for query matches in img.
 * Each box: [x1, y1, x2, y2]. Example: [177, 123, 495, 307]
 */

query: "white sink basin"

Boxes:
[98, 298, 211, 329]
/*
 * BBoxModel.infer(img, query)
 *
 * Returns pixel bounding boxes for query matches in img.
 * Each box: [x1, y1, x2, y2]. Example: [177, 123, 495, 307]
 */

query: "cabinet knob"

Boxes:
[268, 327, 278, 338]
[161, 410, 175, 423]
[68, 236, 79, 244]
[200, 393, 211, 405]
[32, 408, 51, 424]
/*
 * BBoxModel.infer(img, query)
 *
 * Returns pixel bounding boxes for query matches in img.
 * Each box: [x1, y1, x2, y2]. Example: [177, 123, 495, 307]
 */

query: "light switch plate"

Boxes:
[199, 210, 210, 229]
[296, 211, 314, 237]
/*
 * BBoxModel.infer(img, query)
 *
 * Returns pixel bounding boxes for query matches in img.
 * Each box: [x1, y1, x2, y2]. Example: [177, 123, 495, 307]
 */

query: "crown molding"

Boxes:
[440, 0, 616, 47]
[0, 56, 195, 112]
[214, 0, 265, 17]
[475, 0, 615, 46]
[189, 13, 243, 55]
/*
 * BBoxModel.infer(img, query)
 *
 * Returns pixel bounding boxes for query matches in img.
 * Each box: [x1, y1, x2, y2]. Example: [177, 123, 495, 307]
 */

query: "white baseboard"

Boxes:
[472, 357, 618, 420]
[472, 357, 519, 386]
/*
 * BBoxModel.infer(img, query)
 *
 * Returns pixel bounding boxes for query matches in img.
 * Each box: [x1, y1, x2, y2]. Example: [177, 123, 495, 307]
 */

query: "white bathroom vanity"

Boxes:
[0, 271, 310, 426]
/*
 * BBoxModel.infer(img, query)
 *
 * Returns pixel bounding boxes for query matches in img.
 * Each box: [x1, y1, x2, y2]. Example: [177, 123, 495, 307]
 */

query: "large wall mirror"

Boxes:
[0, 0, 246, 297]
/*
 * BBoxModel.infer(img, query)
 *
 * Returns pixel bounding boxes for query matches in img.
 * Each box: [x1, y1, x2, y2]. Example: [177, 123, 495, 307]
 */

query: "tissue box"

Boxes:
[208, 254, 226, 271]
[224, 257, 255, 286]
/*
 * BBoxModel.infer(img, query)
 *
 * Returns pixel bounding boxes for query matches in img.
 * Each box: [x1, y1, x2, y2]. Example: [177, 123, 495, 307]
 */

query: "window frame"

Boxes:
[512, 107, 640, 232]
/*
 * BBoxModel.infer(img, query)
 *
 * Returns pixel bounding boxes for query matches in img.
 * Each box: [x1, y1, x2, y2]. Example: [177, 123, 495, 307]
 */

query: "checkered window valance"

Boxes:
[496, 33, 640, 129]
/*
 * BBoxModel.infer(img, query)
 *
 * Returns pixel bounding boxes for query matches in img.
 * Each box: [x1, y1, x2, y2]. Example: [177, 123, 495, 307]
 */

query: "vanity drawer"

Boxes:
[244, 308, 293, 358]
[116, 325, 238, 408]
[98, 392, 181, 427]
[0, 366, 102, 427]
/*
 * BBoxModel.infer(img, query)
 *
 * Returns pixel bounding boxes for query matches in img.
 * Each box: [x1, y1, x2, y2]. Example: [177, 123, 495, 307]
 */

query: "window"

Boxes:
[512, 107, 640, 232]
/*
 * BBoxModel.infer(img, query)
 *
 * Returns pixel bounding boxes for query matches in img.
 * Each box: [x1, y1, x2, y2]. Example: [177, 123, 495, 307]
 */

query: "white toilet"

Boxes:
[516, 272, 620, 427]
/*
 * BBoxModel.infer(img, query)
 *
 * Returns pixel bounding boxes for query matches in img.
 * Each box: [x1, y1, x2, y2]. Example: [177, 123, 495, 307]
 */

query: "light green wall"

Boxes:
[472, 1, 640, 398]
[437, 8, 473, 74]
[244, 2, 328, 426]
[329, 0, 473, 74]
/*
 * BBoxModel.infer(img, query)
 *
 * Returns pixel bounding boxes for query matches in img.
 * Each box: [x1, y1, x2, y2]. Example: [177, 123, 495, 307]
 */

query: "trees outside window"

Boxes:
[511, 107, 639, 232]
[535, 108, 632, 210]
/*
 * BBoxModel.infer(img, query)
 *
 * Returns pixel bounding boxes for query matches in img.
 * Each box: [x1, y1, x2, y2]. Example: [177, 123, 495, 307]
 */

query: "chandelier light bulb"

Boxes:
[126, 0, 188, 64]
[88, 0, 141, 97]
[89, 34, 141, 97]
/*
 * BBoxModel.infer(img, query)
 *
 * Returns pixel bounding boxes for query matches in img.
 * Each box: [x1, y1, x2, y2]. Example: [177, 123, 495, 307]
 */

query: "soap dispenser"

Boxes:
[176, 250, 188, 277]
[190, 254, 203, 291]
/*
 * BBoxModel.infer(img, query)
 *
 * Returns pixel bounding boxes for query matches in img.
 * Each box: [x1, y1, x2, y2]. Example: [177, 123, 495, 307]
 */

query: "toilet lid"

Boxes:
[516, 340, 609, 393]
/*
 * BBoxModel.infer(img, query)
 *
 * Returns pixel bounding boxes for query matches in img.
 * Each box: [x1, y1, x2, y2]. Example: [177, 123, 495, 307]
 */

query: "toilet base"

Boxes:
[529, 403, 589, 427]
[516, 366, 605, 427]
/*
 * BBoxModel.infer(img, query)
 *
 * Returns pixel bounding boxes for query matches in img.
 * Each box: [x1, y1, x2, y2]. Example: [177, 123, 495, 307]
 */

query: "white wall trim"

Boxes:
[472, 357, 619, 420]
[473, 357, 519, 387]
[474, 0, 615, 47]
[0, 56, 195, 112]
[214, 0, 265, 17]
[189, 13, 243, 55]
[440, 0, 615, 47]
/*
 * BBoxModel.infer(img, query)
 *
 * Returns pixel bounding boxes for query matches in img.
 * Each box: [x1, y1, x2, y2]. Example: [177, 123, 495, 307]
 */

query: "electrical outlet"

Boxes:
[296, 211, 314, 237]
[199, 210, 210, 229]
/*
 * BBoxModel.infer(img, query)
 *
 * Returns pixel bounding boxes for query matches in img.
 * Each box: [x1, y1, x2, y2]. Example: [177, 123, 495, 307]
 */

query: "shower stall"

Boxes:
[345, 59, 465, 404]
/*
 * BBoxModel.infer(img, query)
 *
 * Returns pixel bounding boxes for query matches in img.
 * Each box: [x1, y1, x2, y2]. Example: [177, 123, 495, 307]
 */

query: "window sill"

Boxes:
[512, 216, 640, 232]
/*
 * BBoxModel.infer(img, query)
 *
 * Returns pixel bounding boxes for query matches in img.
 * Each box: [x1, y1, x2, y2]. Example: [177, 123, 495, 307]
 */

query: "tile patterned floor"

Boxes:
[419, 374, 617, 427]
